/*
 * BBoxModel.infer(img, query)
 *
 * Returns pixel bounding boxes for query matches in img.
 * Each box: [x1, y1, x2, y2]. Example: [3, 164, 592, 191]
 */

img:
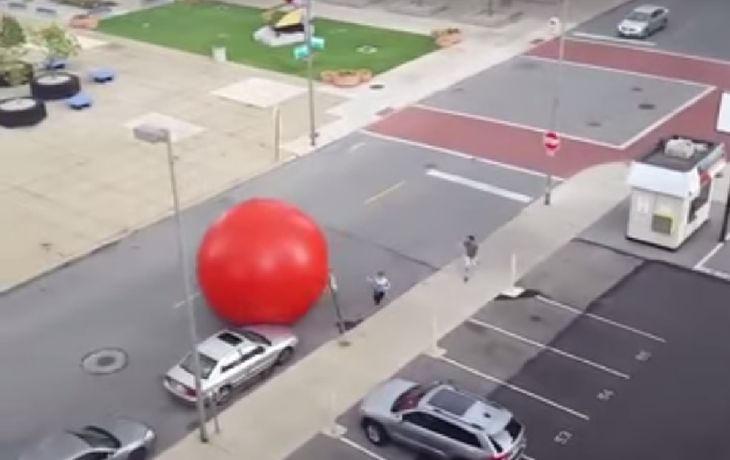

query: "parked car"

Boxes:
[19, 418, 155, 460]
[164, 325, 298, 405]
[359, 379, 526, 460]
[617, 4, 669, 38]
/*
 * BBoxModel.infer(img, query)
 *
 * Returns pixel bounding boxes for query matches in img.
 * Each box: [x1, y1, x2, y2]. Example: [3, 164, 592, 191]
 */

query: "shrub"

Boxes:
[0, 14, 26, 47]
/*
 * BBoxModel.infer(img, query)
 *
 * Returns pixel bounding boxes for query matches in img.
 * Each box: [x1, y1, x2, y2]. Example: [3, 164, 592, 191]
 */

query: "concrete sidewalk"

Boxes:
[157, 161, 631, 460]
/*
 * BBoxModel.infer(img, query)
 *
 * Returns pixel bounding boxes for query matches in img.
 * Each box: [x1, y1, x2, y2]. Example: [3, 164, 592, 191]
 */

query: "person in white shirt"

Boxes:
[368, 271, 391, 307]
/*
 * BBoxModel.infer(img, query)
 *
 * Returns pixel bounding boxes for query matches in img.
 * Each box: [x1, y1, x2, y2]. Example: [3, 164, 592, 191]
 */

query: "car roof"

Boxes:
[19, 432, 89, 460]
[197, 330, 257, 360]
[634, 4, 663, 13]
[425, 386, 512, 433]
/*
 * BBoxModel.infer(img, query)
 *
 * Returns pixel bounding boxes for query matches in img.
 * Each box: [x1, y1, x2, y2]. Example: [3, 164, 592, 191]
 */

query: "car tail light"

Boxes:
[183, 386, 197, 397]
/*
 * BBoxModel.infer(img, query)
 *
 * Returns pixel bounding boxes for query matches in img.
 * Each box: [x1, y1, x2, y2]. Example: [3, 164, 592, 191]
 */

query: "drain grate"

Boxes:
[638, 102, 656, 110]
[587, 120, 602, 127]
[81, 348, 128, 375]
[369, 83, 384, 90]
[631, 86, 643, 92]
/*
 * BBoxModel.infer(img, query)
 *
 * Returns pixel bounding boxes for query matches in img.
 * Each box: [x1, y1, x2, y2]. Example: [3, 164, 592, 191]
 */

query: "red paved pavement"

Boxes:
[528, 39, 730, 88]
[368, 89, 729, 178]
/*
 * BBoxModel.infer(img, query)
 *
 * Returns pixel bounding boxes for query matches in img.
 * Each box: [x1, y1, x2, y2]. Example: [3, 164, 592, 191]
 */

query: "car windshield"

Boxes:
[627, 11, 650, 21]
[392, 382, 439, 412]
[181, 352, 217, 379]
[239, 329, 272, 346]
[72, 426, 121, 449]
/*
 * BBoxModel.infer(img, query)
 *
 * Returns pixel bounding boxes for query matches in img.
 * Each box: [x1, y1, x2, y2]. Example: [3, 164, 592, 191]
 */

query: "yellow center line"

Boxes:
[364, 180, 405, 206]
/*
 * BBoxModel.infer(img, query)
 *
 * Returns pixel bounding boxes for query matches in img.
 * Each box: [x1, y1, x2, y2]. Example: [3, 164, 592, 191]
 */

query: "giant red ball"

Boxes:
[197, 198, 328, 325]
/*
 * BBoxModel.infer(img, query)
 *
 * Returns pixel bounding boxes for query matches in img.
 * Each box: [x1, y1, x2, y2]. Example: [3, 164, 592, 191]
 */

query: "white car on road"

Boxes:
[164, 325, 298, 405]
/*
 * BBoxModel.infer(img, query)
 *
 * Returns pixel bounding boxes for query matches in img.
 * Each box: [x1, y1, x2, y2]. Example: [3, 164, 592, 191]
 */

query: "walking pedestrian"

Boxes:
[367, 271, 391, 307]
[462, 235, 479, 282]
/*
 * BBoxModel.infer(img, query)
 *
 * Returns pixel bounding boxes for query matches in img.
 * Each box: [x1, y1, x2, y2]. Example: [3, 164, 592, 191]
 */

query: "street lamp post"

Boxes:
[304, 0, 317, 147]
[132, 124, 209, 443]
[545, 0, 568, 206]
[328, 272, 350, 346]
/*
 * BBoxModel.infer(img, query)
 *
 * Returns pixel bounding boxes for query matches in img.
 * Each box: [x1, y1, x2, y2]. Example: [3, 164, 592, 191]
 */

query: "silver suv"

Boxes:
[359, 379, 526, 460]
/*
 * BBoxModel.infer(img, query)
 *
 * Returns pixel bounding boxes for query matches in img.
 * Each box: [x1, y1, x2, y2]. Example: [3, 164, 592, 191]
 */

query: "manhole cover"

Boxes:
[638, 102, 656, 110]
[356, 45, 378, 54]
[631, 86, 643, 92]
[81, 348, 128, 375]
[529, 314, 542, 322]
[587, 120, 602, 127]
[369, 83, 384, 90]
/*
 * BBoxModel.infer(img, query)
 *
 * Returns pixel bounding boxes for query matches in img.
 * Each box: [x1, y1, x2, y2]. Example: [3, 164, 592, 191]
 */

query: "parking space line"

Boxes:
[335, 435, 391, 460]
[694, 242, 724, 270]
[426, 168, 533, 203]
[412, 103, 621, 150]
[437, 355, 590, 421]
[363, 131, 557, 180]
[570, 31, 657, 47]
[535, 295, 666, 343]
[467, 318, 630, 379]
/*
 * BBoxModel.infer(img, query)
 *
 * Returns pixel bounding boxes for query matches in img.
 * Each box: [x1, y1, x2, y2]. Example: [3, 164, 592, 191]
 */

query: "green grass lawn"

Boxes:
[98, 2, 437, 78]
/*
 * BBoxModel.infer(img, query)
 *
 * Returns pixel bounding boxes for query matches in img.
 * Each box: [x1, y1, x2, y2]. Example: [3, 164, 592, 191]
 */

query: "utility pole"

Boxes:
[304, 0, 317, 147]
[545, 0, 568, 206]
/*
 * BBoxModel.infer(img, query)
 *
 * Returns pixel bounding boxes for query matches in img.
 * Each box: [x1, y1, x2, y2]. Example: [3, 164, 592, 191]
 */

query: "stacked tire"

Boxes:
[30, 72, 80, 100]
[0, 97, 47, 128]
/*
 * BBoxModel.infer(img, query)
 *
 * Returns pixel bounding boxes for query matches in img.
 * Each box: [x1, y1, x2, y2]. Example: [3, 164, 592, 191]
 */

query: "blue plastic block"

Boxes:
[89, 68, 115, 83]
[66, 92, 93, 110]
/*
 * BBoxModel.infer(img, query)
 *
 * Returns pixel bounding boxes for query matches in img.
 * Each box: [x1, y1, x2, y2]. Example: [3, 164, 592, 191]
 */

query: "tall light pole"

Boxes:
[132, 124, 209, 443]
[545, 0, 568, 205]
[303, 0, 317, 147]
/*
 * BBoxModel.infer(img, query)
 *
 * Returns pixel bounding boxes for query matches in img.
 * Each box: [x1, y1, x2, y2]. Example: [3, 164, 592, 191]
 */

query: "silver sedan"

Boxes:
[19, 418, 156, 460]
[164, 325, 299, 405]
[617, 4, 669, 39]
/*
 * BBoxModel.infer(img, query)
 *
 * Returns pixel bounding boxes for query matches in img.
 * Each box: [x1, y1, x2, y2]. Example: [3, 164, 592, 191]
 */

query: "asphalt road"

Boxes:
[420, 55, 705, 147]
[0, 131, 543, 456]
[572, 0, 730, 62]
[287, 240, 730, 460]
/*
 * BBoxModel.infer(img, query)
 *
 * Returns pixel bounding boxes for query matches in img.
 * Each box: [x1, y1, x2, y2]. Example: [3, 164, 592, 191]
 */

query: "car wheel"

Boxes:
[127, 447, 148, 460]
[361, 419, 389, 446]
[216, 385, 233, 406]
[276, 347, 294, 365]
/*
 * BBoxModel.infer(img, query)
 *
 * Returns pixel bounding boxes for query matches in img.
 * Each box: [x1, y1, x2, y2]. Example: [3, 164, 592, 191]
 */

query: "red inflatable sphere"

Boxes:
[197, 198, 329, 326]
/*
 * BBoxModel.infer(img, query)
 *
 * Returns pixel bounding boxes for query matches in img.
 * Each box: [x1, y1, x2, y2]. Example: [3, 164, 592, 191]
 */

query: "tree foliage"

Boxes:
[0, 14, 26, 47]
[32, 23, 81, 61]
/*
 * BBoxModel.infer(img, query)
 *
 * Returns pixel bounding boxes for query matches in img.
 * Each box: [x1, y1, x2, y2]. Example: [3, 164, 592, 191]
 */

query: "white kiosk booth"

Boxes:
[626, 136, 727, 250]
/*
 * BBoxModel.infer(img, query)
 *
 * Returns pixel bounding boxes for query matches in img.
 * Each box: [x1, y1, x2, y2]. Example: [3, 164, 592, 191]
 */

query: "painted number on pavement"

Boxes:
[597, 388, 615, 401]
[554, 431, 572, 445]
[635, 350, 652, 362]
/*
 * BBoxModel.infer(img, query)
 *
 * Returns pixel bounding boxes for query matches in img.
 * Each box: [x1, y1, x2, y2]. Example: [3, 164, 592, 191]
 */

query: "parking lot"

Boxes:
[286, 240, 730, 459]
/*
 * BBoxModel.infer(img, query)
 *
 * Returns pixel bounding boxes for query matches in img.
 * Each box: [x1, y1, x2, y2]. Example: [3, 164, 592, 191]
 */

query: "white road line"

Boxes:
[348, 141, 367, 152]
[412, 103, 621, 150]
[570, 31, 656, 47]
[173, 291, 202, 309]
[618, 85, 716, 150]
[438, 355, 590, 421]
[696, 266, 730, 281]
[535, 295, 666, 343]
[336, 435, 390, 460]
[522, 455, 537, 460]
[525, 54, 708, 88]
[364, 181, 405, 205]
[694, 242, 725, 270]
[426, 169, 533, 204]
[567, 35, 730, 67]
[468, 318, 630, 379]
[363, 130, 559, 181]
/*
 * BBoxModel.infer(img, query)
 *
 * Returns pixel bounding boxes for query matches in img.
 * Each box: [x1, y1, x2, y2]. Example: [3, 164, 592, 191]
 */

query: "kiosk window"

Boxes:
[652, 214, 673, 235]
[688, 182, 710, 223]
